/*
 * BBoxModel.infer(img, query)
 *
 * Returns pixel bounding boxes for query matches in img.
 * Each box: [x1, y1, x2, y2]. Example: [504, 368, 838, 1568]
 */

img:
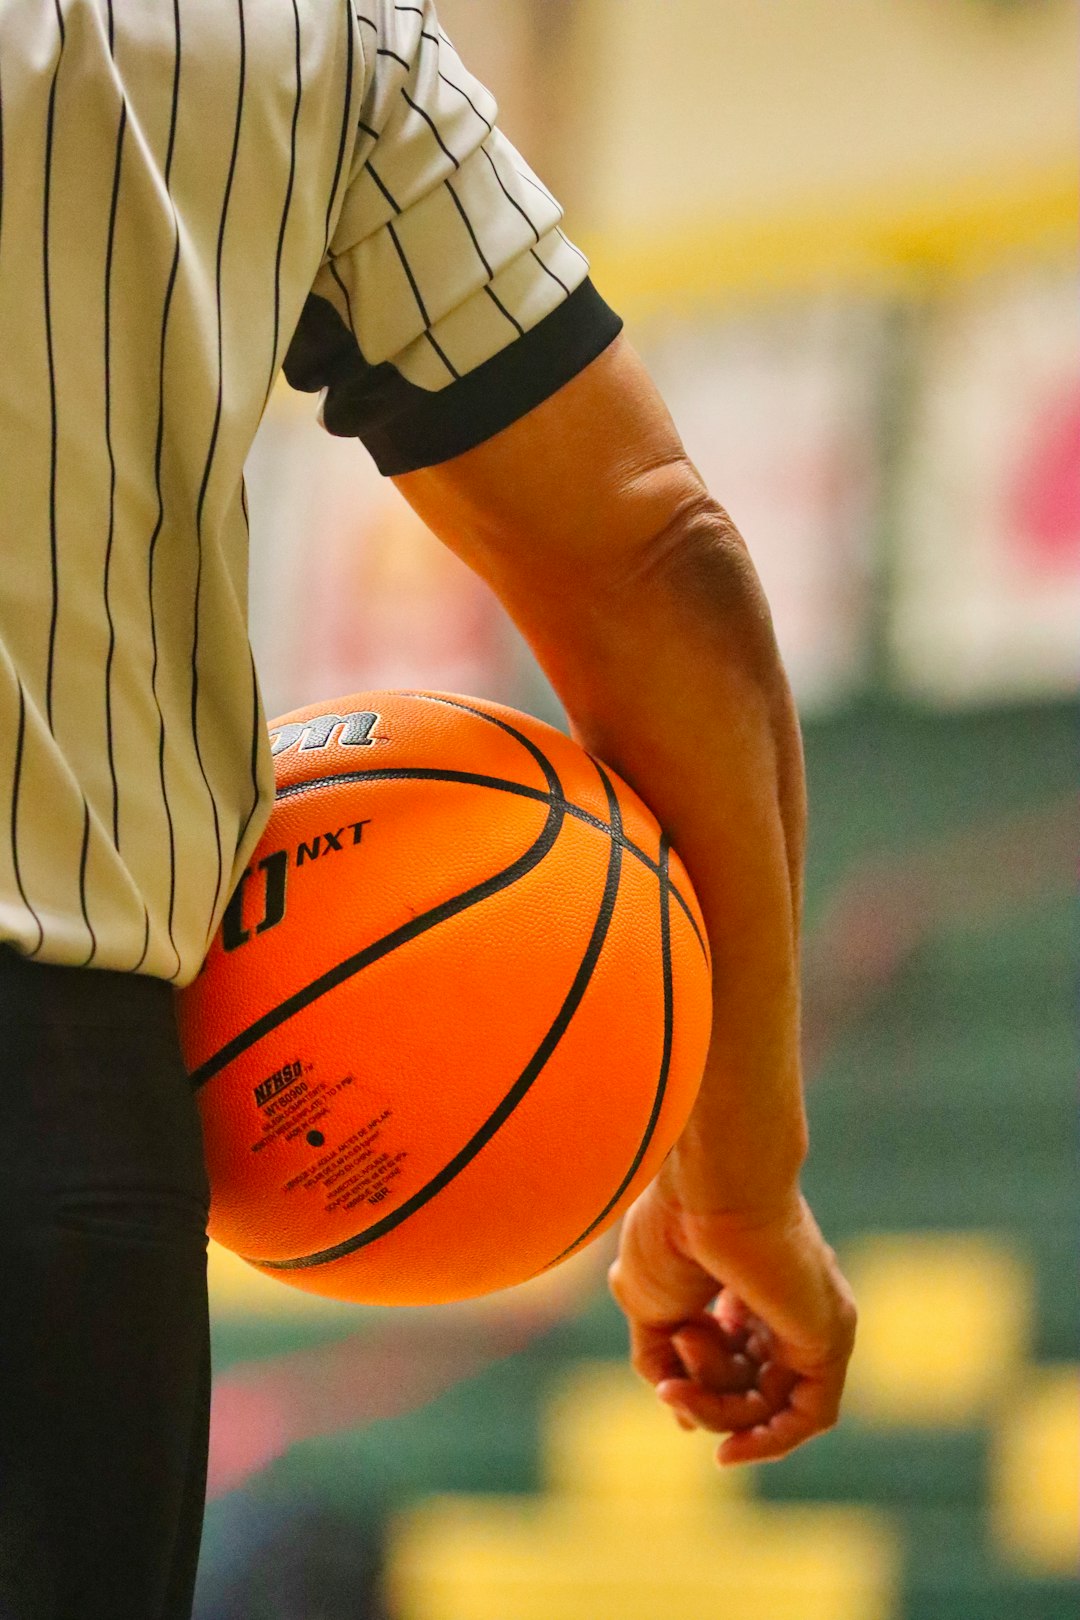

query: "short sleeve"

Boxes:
[282, 0, 622, 476]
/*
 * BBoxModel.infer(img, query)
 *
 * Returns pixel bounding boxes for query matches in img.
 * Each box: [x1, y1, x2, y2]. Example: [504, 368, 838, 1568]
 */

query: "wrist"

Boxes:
[660, 1103, 807, 1220]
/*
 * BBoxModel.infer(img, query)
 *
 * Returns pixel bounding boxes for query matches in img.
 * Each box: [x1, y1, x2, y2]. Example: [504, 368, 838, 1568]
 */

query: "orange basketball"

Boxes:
[176, 691, 712, 1305]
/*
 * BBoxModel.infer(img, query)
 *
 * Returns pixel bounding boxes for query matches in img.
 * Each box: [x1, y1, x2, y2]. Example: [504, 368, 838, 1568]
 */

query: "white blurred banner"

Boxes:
[640, 302, 885, 710]
[245, 267, 1077, 721]
[245, 402, 513, 725]
[893, 267, 1080, 703]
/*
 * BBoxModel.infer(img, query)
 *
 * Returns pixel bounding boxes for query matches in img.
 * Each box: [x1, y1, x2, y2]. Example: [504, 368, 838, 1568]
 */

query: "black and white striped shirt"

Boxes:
[0, 0, 621, 984]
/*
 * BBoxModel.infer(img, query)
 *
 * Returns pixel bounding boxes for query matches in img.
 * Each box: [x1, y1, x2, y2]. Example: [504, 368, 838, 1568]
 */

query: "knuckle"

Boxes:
[629, 1349, 656, 1383]
[606, 1263, 628, 1306]
[834, 1296, 858, 1350]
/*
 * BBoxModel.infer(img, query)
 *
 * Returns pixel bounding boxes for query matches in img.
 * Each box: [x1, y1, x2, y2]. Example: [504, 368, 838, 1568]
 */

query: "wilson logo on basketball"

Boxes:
[269, 711, 381, 756]
[220, 822, 372, 952]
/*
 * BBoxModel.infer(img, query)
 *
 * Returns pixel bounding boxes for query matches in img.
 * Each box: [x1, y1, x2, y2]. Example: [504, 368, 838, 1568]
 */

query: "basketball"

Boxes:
[175, 691, 713, 1306]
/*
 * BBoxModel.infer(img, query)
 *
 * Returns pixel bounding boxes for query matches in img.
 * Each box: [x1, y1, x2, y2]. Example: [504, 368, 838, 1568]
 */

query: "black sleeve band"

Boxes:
[282, 278, 624, 476]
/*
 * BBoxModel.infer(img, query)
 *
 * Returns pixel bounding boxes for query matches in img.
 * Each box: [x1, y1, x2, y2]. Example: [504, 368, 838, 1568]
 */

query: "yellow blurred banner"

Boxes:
[588, 162, 1078, 316]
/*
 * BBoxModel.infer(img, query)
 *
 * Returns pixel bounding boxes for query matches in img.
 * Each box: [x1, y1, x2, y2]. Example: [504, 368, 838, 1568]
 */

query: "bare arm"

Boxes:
[394, 334, 855, 1464]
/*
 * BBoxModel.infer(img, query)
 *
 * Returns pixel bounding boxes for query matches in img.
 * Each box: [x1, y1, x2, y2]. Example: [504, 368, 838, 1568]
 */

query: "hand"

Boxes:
[608, 1172, 856, 1465]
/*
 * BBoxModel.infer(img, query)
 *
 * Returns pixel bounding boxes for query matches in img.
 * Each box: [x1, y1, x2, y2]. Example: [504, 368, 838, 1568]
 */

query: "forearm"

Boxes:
[398, 462, 808, 1217]
[525, 508, 808, 1216]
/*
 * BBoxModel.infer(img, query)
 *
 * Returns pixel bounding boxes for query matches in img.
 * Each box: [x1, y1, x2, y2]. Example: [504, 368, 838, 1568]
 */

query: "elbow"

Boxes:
[632, 488, 789, 696]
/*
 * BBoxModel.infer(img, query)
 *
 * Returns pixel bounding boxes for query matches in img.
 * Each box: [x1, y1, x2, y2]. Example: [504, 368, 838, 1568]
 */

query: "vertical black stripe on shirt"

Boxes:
[266, 0, 303, 402]
[0, 56, 5, 253]
[235, 489, 263, 856]
[480, 143, 540, 244]
[400, 87, 459, 170]
[556, 226, 589, 269]
[511, 162, 558, 212]
[146, 0, 185, 981]
[192, 0, 247, 936]
[366, 160, 401, 215]
[444, 179, 523, 337]
[385, 219, 459, 379]
[42, 0, 66, 733]
[75, 802, 98, 966]
[40, 1, 99, 962]
[10, 680, 44, 956]
[130, 903, 152, 975]
[236, 642, 263, 856]
[102, 13, 126, 848]
[484, 285, 525, 337]
[423, 328, 459, 379]
[103, 7, 149, 976]
[437, 71, 492, 135]
[445, 179, 491, 272]
[386, 218, 431, 323]
[327, 255, 358, 332]
[530, 245, 570, 298]
[324, 0, 356, 251]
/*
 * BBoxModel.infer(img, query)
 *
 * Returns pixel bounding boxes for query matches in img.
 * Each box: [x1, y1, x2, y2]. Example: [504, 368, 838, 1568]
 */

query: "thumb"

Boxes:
[609, 1188, 718, 1328]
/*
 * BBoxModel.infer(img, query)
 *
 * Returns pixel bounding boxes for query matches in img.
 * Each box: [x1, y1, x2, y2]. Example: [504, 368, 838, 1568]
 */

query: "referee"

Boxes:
[0, 3, 855, 1616]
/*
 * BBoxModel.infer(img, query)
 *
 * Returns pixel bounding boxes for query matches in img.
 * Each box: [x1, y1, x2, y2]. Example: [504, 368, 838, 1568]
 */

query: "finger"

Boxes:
[671, 1324, 757, 1393]
[712, 1289, 750, 1342]
[757, 1359, 798, 1412]
[668, 1404, 699, 1433]
[656, 1379, 774, 1435]
[716, 1405, 821, 1466]
[608, 1246, 715, 1328]
[627, 1321, 696, 1387]
[744, 1325, 775, 1366]
[716, 1370, 844, 1465]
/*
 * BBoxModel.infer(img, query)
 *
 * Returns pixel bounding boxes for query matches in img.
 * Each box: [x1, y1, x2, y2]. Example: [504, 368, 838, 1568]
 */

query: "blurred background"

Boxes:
[195, 2, 1078, 1616]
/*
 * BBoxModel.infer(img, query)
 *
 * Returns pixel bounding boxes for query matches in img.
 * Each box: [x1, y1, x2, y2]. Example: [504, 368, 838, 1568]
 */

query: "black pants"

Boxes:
[0, 950, 211, 1620]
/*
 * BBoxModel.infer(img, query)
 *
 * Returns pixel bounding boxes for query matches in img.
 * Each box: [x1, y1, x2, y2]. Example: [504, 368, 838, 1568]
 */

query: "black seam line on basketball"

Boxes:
[549, 833, 675, 1267]
[188, 784, 566, 1094]
[399, 696, 705, 965]
[272, 765, 707, 961]
[191, 792, 563, 1092]
[402, 691, 565, 801]
[253, 756, 623, 1273]
[192, 708, 567, 1089]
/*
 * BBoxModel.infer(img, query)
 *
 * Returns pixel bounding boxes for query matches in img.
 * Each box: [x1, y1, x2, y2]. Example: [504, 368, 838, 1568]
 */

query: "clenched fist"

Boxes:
[609, 1171, 856, 1466]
